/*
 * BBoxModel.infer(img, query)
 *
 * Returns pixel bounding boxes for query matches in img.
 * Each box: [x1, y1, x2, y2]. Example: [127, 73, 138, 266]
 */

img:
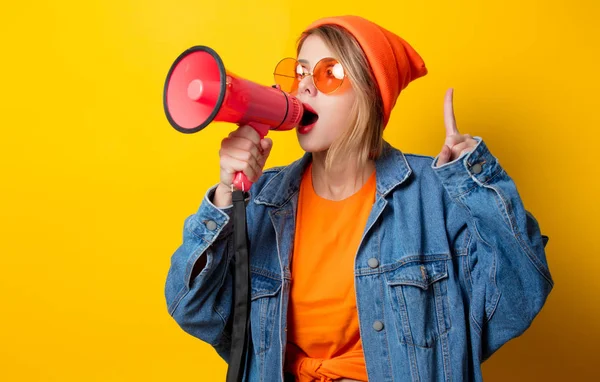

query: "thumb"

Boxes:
[258, 138, 273, 168]
[436, 144, 452, 167]
[260, 138, 273, 154]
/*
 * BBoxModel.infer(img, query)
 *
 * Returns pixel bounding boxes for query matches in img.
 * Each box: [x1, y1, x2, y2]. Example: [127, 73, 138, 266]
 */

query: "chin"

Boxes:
[296, 133, 330, 154]
[298, 124, 341, 153]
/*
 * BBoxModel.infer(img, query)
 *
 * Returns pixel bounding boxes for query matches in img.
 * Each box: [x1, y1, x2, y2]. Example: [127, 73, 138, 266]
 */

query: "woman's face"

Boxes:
[294, 34, 356, 153]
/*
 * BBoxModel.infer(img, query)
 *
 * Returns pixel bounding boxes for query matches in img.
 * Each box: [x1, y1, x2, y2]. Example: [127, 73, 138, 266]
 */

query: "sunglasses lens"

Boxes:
[274, 58, 300, 93]
[314, 58, 345, 94]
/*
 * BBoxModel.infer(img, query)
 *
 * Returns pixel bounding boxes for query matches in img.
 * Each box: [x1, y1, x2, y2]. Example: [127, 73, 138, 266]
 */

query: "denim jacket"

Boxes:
[164, 138, 553, 381]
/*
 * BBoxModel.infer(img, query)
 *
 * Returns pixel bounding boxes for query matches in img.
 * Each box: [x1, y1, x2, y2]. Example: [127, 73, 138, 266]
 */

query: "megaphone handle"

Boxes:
[232, 122, 271, 192]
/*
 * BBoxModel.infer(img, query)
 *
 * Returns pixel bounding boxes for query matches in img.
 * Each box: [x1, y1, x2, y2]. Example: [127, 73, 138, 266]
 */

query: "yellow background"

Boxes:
[1, 0, 598, 380]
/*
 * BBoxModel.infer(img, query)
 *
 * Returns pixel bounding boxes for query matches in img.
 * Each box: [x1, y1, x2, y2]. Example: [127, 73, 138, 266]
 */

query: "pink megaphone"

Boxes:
[163, 45, 315, 191]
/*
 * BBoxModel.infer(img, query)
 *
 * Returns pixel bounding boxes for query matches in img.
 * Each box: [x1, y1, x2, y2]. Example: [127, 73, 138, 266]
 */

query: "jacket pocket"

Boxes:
[385, 259, 452, 348]
[250, 270, 282, 355]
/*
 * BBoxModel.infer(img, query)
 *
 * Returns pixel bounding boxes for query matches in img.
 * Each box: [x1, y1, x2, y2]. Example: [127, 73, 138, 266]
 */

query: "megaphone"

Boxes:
[163, 45, 310, 191]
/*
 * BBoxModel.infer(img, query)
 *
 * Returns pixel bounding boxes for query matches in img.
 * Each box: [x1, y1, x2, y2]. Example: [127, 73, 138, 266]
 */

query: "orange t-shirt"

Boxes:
[284, 162, 376, 382]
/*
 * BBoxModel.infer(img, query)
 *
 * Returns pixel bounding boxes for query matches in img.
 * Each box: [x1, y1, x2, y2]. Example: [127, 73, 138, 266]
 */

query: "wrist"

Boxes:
[212, 183, 233, 208]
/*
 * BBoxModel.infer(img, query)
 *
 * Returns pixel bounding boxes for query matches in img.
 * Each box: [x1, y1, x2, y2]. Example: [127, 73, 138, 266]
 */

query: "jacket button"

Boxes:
[205, 220, 217, 231]
[471, 163, 483, 174]
[367, 258, 379, 268]
[373, 320, 384, 331]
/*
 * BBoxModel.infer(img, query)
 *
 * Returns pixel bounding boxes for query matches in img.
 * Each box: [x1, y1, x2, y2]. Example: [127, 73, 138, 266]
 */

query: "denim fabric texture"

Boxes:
[165, 138, 553, 381]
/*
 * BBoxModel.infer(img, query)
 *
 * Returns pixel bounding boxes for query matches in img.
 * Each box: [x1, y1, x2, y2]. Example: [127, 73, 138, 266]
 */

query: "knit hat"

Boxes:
[303, 15, 428, 127]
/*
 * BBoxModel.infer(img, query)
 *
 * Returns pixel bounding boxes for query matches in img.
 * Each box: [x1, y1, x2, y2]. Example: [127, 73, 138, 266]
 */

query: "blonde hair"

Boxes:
[297, 25, 385, 173]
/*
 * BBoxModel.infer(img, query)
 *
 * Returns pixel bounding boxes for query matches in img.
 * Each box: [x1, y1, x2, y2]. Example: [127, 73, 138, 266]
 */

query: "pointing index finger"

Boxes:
[444, 88, 459, 137]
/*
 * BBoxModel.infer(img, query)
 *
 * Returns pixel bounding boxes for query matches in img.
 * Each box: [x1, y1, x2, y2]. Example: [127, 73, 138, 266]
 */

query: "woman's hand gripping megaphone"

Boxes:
[212, 124, 273, 208]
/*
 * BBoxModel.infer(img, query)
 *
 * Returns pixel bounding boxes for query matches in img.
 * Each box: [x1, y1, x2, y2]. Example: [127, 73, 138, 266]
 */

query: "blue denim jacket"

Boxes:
[164, 138, 553, 381]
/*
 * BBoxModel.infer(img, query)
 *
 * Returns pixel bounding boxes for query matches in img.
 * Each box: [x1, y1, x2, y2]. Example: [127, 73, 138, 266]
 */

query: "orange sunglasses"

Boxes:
[273, 57, 347, 95]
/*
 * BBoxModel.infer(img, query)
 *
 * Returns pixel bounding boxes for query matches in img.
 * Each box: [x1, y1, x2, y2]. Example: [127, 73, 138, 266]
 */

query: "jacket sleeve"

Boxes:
[432, 137, 554, 362]
[164, 184, 250, 362]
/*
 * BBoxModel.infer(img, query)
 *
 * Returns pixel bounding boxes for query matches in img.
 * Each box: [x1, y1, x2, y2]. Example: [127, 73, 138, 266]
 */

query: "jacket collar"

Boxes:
[253, 140, 413, 208]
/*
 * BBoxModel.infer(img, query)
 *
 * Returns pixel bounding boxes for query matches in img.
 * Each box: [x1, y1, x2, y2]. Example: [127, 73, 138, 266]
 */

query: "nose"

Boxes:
[297, 74, 316, 97]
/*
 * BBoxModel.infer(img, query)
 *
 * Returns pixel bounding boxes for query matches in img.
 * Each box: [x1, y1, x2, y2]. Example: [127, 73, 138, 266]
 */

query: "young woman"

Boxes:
[165, 15, 553, 382]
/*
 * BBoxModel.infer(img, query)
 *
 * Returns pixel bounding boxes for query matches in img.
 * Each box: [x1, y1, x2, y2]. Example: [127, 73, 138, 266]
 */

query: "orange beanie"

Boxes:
[304, 15, 428, 127]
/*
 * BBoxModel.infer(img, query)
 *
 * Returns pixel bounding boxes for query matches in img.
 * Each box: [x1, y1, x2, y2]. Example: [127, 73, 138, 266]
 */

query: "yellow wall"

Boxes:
[1, 0, 597, 380]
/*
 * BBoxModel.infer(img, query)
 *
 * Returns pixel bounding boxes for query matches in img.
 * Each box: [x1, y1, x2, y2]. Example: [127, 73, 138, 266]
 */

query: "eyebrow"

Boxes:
[298, 59, 310, 65]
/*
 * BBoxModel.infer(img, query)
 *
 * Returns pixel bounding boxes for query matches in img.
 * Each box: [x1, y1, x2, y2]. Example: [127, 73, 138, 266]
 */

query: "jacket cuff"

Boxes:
[190, 184, 251, 242]
[431, 137, 503, 199]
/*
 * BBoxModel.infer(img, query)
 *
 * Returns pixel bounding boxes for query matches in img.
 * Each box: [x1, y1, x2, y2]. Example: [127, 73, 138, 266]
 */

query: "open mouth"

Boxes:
[298, 104, 319, 134]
